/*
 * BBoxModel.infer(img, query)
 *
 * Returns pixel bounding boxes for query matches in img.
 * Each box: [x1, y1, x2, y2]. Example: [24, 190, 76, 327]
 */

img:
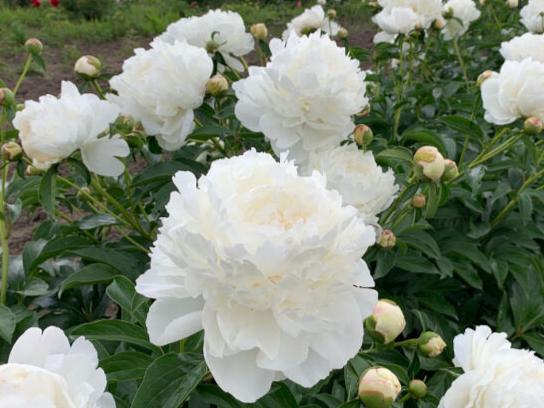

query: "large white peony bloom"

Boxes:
[500, 32, 544, 62]
[441, 0, 481, 40]
[520, 0, 544, 33]
[152, 9, 254, 72]
[135, 150, 378, 403]
[439, 325, 544, 407]
[0, 326, 114, 408]
[372, 0, 442, 38]
[109, 40, 213, 151]
[282, 5, 340, 39]
[304, 144, 398, 224]
[13, 81, 127, 177]
[233, 33, 368, 164]
[480, 58, 544, 125]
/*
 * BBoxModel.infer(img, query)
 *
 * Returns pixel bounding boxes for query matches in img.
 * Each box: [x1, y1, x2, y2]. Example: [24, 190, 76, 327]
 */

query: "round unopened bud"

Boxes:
[479, 0, 486, 5]
[206, 74, 229, 96]
[327, 8, 337, 19]
[434, 17, 446, 29]
[353, 124, 373, 147]
[506, 0, 519, 7]
[337, 27, 349, 39]
[365, 299, 406, 344]
[25, 165, 44, 176]
[76, 186, 92, 199]
[0, 88, 15, 107]
[524, 116, 543, 134]
[418, 331, 447, 357]
[25, 38, 43, 54]
[74, 55, 102, 78]
[442, 159, 459, 182]
[411, 194, 426, 209]
[378, 229, 396, 248]
[477, 70, 494, 87]
[2, 142, 22, 161]
[357, 106, 371, 117]
[358, 367, 401, 408]
[408, 379, 427, 399]
[205, 39, 220, 54]
[414, 146, 445, 182]
[317, 0, 326, 5]
[250, 23, 268, 41]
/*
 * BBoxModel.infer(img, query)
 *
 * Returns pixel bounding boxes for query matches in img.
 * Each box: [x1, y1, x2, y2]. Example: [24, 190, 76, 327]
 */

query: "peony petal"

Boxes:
[81, 136, 130, 177]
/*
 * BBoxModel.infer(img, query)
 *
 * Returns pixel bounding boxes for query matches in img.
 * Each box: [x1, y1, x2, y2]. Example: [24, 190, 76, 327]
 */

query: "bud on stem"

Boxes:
[358, 367, 401, 408]
[418, 331, 447, 357]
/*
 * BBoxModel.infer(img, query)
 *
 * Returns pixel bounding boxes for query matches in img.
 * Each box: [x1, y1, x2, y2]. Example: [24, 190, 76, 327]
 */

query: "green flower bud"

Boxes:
[418, 331, 447, 357]
[442, 159, 459, 182]
[377, 229, 396, 248]
[0, 88, 15, 107]
[353, 124, 373, 147]
[2, 142, 23, 161]
[524, 116, 543, 134]
[25, 38, 43, 54]
[337, 27, 349, 39]
[414, 146, 445, 182]
[206, 74, 229, 96]
[327, 8, 337, 19]
[408, 379, 427, 399]
[250, 23, 268, 41]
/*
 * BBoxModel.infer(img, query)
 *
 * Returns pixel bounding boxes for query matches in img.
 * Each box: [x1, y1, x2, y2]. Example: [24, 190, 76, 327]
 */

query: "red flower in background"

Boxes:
[31, 0, 41, 7]
[50, 0, 59, 6]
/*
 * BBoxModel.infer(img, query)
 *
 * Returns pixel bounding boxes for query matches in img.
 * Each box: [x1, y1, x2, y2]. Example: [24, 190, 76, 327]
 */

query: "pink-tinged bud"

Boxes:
[337, 27, 349, 39]
[477, 70, 494, 86]
[418, 331, 447, 357]
[25, 38, 43, 54]
[2, 142, 22, 161]
[408, 379, 427, 399]
[524, 116, 543, 134]
[434, 17, 446, 29]
[365, 299, 406, 344]
[377, 229, 396, 248]
[414, 146, 445, 182]
[358, 367, 402, 408]
[442, 159, 459, 182]
[411, 194, 426, 208]
[206, 74, 229, 96]
[74, 55, 102, 78]
[250, 23, 268, 41]
[353, 124, 373, 147]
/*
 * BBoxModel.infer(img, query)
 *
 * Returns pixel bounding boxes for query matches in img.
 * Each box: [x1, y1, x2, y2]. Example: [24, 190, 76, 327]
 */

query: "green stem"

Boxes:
[453, 37, 469, 85]
[380, 175, 417, 224]
[91, 79, 106, 99]
[393, 338, 419, 348]
[0, 122, 9, 304]
[13, 54, 33, 96]
[468, 133, 524, 168]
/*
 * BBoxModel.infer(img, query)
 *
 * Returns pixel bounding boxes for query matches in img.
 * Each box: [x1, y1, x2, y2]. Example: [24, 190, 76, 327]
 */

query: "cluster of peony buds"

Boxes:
[74, 55, 102, 78]
[413, 146, 459, 182]
[365, 299, 406, 344]
[358, 367, 402, 408]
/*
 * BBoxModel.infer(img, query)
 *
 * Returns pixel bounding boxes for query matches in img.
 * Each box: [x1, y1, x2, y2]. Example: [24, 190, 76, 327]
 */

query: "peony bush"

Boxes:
[0, 1, 543, 407]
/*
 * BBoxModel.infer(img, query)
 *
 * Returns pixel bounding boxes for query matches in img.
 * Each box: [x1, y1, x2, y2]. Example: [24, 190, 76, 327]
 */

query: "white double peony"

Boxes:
[480, 58, 544, 125]
[152, 9, 254, 72]
[233, 32, 368, 164]
[109, 40, 213, 151]
[304, 144, 398, 225]
[500, 32, 544, 62]
[441, 0, 481, 40]
[13, 81, 127, 177]
[135, 150, 378, 403]
[282, 5, 339, 38]
[520, 0, 544, 33]
[0, 326, 114, 408]
[439, 325, 544, 407]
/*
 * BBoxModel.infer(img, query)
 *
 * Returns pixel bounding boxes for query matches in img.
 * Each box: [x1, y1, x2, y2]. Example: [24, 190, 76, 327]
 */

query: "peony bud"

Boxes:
[317, 0, 326, 5]
[413, 146, 445, 182]
[25, 165, 44, 176]
[206, 74, 229, 96]
[506, 0, 518, 7]
[418, 331, 447, 357]
[479, 0, 486, 4]
[25, 38, 43, 54]
[2, 142, 23, 161]
[327, 8, 337, 19]
[0, 88, 15, 107]
[377, 229, 396, 248]
[408, 379, 427, 399]
[337, 27, 349, 39]
[358, 367, 402, 408]
[411, 194, 426, 208]
[434, 17, 446, 29]
[205, 39, 220, 54]
[74, 55, 102, 78]
[524, 116, 543, 134]
[442, 159, 459, 182]
[353, 124, 373, 147]
[357, 106, 371, 117]
[477, 70, 494, 87]
[250, 23, 268, 41]
[365, 299, 406, 344]
[76, 186, 92, 200]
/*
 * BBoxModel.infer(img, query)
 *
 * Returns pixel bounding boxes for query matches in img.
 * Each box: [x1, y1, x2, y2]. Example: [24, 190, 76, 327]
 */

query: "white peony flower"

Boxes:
[373, 30, 398, 43]
[304, 144, 398, 224]
[520, 0, 544, 33]
[233, 33, 368, 164]
[439, 325, 544, 408]
[500, 32, 544, 62]
[12, 81, 127, 177]
[480, 58, 544, 125]
[135, 150, 378, 403]
[0, 326, 114, 408]
[372, 0, 443, 36]
[441, 0, 481, 40]
[282, 5, 340, 39]
[109, 40, 213, 151]
[152, 9, 254, 72]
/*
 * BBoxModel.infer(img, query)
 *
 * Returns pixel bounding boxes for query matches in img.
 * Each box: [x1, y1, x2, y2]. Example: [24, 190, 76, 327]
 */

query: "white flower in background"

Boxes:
[441, 0, 481, 40]
[373, 30, 400, 43]
[13, 81, 127, 177]
[282, 5, 339, 38]
[372, 0, 442, 37]
[153, 9, 254, 71]
[438, 325, 544, 407]
[233, 33, 368, 164]
[520, 0, 544, 33]
[500, 32, 544, 62]
[304, 144, 398, 224]
[0, 326, 114, 408]
[480, 58, 544, 125]
[136, 150, 378, 403]
[317, 0, 327, 5]
[109, 40, 213, 151]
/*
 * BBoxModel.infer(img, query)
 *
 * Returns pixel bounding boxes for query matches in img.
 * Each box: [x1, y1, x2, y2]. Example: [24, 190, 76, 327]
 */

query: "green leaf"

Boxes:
[375, 147, 413, 166]
[193, 384, 245, 408]
[77, 214, 118, 230]
[100, 351, 153, 382]
[106, 276, 148, 325]
[26, 236, 92, 273]
[69, 248, 143, 280]
[401, 129, 446, 153]
[438, 115, 484, 141]
[130, 353, 208, 408]
[0, 305, 16, 343]
[61, 263, 118, 293]
[39, 166, 57, 217]
[256, 382, 298, 408]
